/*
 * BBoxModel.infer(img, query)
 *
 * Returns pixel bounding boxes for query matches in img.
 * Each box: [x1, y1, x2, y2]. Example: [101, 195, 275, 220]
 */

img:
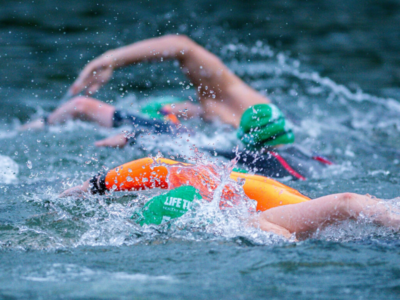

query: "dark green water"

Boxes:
[1, 0, 400, 299]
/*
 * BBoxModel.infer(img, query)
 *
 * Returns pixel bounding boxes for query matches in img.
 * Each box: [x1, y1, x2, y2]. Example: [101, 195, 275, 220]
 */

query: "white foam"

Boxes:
[21, 263, 174, 283]
[0, 154, 19, 184]
[0, 130, 17, 139]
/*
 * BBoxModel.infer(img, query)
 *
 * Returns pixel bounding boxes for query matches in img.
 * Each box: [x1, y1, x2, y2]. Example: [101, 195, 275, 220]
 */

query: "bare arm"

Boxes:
[59, 179, 90, 198]
[258, 193, 400, 239]
[70, 35, 240, 99]
[248, 216, 293, 239]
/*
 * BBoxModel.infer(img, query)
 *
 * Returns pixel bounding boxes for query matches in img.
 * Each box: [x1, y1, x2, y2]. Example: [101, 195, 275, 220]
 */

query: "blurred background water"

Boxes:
[1, 0, 400, 299]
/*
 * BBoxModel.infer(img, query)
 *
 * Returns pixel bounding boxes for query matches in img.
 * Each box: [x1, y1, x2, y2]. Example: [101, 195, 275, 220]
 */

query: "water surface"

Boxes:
[1, 0, 400, 299]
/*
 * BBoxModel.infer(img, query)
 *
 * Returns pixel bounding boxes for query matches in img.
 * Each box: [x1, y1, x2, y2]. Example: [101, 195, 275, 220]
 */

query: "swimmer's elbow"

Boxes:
[336, 193, 358, 207]
[162, 34, 196, 51]
[330, 192, 361, 218]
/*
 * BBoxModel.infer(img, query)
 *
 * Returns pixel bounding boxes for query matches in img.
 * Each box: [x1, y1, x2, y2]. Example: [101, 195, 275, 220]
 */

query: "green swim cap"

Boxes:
[237, 104, 294, 149]
[131, 185, 202, 226]
[232, 167, 248, 174]
[141, 96, 186, 119]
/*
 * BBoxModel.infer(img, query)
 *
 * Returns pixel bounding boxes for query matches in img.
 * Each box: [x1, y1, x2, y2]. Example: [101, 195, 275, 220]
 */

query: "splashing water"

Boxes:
[1, 35, 400, 251]
[0, 155, 19, 184]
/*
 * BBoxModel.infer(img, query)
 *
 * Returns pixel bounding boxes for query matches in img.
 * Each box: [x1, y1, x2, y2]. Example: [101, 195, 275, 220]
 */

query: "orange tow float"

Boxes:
[102, 157, 310, 211]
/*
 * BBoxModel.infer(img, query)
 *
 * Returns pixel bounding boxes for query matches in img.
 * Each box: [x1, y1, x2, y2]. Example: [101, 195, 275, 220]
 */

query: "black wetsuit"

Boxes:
[204, 145, 332, 180]
[113, 110, 175, 134]
[112, 110, 332, 180]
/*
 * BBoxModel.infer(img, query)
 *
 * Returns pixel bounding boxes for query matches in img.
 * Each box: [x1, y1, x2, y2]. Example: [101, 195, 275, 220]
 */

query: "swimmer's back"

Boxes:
[205, 145, 332, 180]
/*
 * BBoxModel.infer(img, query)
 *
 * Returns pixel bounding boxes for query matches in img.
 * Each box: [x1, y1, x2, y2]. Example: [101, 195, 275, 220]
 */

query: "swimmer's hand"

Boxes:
[95, 133, 128, 148]
[248, 214, 296, 240]
[19, 118, 46, 131]
[59, 180, 90, 198]
[70, 51, 116, 96]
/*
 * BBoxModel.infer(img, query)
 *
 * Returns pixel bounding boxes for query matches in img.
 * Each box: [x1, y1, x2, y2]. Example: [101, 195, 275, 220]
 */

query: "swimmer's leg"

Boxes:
[254, 193, 400, 237]
[47, 96, 115, 127]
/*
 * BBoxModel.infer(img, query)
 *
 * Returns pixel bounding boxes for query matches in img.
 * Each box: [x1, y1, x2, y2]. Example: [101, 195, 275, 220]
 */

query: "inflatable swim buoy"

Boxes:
[98, 157, 310, 211]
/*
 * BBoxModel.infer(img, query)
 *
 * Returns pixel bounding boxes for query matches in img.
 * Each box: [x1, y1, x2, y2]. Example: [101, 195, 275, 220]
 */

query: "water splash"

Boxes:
[0, 154, 19, 184]
[3, 41, 400, 251]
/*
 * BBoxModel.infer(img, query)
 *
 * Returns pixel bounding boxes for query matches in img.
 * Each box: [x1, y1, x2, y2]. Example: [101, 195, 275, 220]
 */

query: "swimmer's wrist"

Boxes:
[89, 173, 107, 195]
[125, 134, 137, 146]
[101, 50, 121, 69]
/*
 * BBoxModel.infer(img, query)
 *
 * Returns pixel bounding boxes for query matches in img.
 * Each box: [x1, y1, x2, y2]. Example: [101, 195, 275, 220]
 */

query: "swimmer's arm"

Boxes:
[105, 35, 272, 106]
[72, 35, 241, 98]
[59, 179, 90, 198]
[59, 173, 112, 197]
[248, 214, 293, 239]
[94, 133, 128, 148]
[108, 35, 238, 87]
[258, 193, 400, 239]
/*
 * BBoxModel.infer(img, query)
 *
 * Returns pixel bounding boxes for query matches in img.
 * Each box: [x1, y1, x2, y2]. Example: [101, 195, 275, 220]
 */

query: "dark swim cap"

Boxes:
[237, 104, 294, 149]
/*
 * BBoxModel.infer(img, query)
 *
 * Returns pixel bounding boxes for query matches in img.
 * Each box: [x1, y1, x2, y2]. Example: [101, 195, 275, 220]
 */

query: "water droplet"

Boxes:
[26, 161, 32, 169]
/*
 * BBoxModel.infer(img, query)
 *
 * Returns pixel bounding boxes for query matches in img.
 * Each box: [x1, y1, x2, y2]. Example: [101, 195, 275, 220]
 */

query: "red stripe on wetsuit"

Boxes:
[312, 156, 333, 165]
[269, 151, 306, 181]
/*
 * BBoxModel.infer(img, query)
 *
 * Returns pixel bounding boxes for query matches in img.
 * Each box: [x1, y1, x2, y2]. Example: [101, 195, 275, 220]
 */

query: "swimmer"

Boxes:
[60, 158, 400, 240]
[203, 144, 332, 180]
[23, 35, 266, 130]
[22, 35, 330, 177]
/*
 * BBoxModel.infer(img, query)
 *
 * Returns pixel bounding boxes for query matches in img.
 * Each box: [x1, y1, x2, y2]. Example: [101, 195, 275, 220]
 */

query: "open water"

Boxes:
[1, 0, 400, 299]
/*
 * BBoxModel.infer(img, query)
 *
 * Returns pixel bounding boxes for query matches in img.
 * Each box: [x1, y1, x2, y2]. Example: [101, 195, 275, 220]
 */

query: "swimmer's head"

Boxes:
[237, 104, 294, 150]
